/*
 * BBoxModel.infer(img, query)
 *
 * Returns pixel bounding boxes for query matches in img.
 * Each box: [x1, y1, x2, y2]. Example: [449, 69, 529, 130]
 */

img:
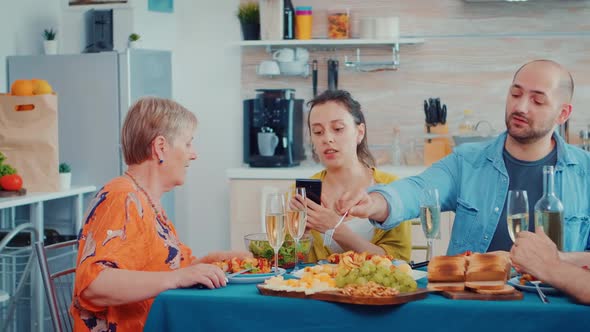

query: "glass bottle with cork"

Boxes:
[534, 165, 564, 250]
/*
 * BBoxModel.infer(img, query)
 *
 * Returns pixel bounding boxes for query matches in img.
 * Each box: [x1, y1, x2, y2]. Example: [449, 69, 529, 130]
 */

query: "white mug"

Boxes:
[294, 47, 309, 62]
[257, 60, 280, 76]
[272, 48, 296, 62]
[258, 132, 279, 156]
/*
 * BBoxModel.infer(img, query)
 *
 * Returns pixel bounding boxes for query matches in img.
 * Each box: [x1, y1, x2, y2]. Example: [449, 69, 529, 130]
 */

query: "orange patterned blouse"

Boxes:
[71, 176, 194, 332]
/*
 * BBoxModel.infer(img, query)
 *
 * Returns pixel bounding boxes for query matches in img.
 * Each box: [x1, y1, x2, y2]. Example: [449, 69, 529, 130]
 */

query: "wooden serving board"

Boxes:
[441, 290, 523, 301]
[0, 188, 26, 197]
[257, 285, 429, 305]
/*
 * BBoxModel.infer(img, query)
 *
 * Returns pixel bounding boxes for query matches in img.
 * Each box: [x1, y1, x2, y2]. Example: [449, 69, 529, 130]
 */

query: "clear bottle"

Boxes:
[533, 165, 564, 250]
[458, 109, 475, 135]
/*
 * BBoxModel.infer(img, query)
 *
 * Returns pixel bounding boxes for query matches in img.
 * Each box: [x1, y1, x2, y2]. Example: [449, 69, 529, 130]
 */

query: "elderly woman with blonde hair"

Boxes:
[71, 97, 247, 331]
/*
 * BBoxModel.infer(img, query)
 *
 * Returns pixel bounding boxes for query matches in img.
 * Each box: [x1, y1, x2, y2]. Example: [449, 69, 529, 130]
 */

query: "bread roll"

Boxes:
[427, 256, 466, 282]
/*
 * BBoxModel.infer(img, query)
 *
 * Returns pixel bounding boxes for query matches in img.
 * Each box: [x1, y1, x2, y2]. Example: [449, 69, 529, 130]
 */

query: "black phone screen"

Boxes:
[295, 179, 322, 205]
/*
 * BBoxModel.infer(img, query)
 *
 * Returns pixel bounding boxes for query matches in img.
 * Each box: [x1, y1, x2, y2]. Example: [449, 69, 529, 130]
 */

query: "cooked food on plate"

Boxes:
[212, 257, 271, 274]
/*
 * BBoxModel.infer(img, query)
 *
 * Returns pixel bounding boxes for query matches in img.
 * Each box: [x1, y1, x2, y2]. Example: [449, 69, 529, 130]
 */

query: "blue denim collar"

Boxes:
[486, 131, 578, 173]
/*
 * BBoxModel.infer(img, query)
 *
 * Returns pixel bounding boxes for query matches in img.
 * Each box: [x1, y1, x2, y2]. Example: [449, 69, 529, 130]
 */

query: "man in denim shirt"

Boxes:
[337, 60, 590, 255]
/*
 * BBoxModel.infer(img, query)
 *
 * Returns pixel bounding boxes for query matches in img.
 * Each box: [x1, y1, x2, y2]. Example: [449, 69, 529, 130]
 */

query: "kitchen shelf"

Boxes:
[238, 37, 425, 48]
[240, 37, 425, 71]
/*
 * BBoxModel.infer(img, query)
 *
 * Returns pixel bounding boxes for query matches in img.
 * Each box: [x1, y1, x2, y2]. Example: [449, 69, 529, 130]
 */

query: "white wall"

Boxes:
[2, 0, 242, 255]
[172, 0, 242, 255]
[59, 0, 243, 254]
[0, 1, 60, 90]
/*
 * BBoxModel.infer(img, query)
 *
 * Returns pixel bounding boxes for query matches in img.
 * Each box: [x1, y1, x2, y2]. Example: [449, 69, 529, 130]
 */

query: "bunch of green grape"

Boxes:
[335, 261, 417, 293]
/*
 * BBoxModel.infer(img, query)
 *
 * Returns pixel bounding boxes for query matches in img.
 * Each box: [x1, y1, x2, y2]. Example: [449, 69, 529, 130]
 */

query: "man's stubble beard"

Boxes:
[505, 112, 555, 144]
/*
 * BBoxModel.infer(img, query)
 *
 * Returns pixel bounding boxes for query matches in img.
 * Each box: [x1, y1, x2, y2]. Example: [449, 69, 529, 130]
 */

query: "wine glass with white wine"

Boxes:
[265, 193, 286, 276]
[507, 190, 529, 242]
[286, 187, 307, 271]
[420, 188, 440, 261]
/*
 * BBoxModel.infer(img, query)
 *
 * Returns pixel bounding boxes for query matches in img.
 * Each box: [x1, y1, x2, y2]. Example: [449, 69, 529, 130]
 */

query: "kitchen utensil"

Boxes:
[410, 260, 429, 269]
[226, 268, 254, 278]
[323, 209, 348, 246]
[333, 60, 339, 90]
[441, 105, 447, 124]
[530, 280, 550, 304]
[312, 60, 318, 96]
[328, 59, 336, 91]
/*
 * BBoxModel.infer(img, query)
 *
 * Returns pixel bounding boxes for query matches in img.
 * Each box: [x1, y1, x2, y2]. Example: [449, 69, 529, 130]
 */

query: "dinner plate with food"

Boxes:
[212, 257, 286, 284]
[507, 274, 561, 295]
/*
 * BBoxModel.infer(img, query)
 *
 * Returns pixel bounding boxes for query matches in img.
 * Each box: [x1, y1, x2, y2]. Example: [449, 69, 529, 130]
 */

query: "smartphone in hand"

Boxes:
[295, 179, 322, 205]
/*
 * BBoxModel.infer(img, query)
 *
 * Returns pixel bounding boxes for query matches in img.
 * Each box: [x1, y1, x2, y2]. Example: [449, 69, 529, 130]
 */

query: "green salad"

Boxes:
[248, 235, 312, 268]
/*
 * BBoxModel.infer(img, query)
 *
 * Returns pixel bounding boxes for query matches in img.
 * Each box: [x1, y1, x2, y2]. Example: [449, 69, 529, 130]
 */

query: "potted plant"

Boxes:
[43, 28, 58, 55]
[59, 162, 71, 190]
[128, 33, 141, 49]
[237, 2, 260, 40]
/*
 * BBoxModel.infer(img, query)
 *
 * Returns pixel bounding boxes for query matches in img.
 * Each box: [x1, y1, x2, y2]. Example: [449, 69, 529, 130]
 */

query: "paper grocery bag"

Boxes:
[0, 94, 60, 192]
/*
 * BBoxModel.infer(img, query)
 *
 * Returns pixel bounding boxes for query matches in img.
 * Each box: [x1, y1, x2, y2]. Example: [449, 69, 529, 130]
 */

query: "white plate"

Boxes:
[290, 265, 428, 281]
[227, 268, 286, 284]
[507, 276, 561, 295]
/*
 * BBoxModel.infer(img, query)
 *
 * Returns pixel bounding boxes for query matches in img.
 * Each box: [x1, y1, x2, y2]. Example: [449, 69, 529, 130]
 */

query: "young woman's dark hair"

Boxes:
[307, 90, 376, 168]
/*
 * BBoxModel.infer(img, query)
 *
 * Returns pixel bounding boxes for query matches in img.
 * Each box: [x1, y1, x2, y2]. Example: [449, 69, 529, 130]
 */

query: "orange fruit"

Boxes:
[32, 79, 53, 95]
[10, 79, 34, 96]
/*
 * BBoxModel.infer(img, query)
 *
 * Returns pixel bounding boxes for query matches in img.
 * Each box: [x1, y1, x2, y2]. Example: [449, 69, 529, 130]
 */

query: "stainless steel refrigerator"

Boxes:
[7, 49, 176, 222]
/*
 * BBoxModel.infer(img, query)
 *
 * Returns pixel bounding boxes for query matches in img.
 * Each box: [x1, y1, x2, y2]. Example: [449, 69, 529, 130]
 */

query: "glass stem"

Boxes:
[274, 251, 279, 276]
[427, 239, 434, 261]
[293, 238, 300, 271]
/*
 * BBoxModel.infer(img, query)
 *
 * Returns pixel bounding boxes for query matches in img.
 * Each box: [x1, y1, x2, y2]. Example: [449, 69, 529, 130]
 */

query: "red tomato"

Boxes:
[0, 174, 23, 191]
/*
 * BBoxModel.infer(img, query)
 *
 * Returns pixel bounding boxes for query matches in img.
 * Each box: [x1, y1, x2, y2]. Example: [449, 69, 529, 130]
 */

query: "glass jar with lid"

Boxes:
[327, 8, 350, 39]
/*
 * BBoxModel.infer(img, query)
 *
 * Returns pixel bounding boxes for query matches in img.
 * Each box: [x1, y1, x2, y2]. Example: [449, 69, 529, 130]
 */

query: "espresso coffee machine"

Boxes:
[243, 89, 304, 167]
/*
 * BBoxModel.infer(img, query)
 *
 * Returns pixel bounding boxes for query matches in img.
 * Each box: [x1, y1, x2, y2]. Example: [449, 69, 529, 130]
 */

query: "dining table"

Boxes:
[144, 276, 590, 332]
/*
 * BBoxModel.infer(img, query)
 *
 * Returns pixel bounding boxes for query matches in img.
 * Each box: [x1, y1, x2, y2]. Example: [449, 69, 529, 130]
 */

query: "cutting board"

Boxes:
[0, 188, 26, 198]
[257, 285, 429, 305]
[441, 290, 523, 301]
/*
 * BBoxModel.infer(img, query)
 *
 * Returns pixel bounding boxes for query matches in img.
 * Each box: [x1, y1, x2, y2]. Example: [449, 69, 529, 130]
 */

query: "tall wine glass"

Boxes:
[507, 190, 529, 242]
[265, 193, 286, 275]
[286, 187, 307, 271]
[420, 188, 440, 261]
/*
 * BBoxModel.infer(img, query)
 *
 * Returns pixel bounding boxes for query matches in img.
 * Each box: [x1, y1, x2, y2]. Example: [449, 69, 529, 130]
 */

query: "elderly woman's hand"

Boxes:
[306, 198, 341, 234]
[172, 263, 227, 289]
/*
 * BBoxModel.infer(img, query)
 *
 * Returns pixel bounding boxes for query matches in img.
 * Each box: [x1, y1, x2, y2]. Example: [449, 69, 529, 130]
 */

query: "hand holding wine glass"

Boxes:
[286, 187, 307, 271]
[265, 193, 286, 276]
[507, 190, 529, 242]
[420, 188, 440, 261]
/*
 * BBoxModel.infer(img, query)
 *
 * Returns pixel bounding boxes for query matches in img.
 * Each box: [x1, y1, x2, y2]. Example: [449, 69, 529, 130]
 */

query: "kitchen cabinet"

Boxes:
[227, 166, 453, 262]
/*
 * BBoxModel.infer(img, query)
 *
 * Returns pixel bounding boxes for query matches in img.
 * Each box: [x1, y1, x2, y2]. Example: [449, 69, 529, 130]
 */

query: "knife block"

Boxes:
[424, 124, 452, 166]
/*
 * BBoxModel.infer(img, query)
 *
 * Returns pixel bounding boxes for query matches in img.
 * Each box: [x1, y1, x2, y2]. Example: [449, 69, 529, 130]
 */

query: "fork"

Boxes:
[323, 210, 349, 247]
[530, 280, 550, 304]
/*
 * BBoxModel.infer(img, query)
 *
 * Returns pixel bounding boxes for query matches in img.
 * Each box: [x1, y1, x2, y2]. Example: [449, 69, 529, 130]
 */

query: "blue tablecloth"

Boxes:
[145, 278, 590, 332]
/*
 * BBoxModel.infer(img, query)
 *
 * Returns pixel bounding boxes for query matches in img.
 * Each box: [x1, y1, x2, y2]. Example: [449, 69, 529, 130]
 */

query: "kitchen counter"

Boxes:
[226, 164, 427, 180]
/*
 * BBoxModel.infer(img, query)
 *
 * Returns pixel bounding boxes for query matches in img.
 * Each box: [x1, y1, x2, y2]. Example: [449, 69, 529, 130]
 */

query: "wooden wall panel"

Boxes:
[240, 0, 590, 165]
